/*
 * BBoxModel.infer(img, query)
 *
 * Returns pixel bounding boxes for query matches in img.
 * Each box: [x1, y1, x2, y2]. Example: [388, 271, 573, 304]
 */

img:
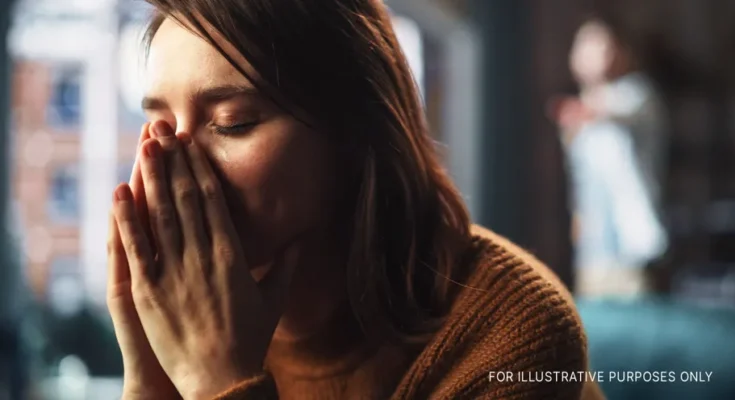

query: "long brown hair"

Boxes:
[143, 0, 471, 344]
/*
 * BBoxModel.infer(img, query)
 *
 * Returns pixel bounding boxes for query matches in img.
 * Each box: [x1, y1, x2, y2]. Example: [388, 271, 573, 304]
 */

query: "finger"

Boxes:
[159, 131, 209, 257]
[179, 132, 240, 254]
[113, 183, 156, 289]
[130, 122, 151, 193]
[140, 135, 182, 261]
[106, 209, 150, 361]
[131, 122, 155, 251]
[107, 210, 131, 301]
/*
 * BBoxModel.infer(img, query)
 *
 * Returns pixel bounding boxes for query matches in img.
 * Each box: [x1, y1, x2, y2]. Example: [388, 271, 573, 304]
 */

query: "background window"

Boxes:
[47, 164, 80, 224]
[46, 65, 82, 131]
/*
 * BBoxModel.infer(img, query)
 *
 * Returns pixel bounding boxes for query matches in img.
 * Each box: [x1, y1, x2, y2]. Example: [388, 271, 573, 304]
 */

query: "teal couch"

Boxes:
[578, 298, 735, 400]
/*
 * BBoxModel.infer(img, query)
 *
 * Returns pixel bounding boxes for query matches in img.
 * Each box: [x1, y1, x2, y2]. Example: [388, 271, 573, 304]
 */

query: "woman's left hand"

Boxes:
[112, 121, 297, 399]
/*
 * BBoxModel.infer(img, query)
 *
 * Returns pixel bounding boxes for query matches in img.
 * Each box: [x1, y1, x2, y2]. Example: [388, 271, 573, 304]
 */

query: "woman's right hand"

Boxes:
[107, 123, 181, 399]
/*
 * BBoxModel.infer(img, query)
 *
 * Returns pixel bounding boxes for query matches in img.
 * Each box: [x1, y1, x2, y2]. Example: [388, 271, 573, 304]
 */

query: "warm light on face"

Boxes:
[142, 18, 340, 268]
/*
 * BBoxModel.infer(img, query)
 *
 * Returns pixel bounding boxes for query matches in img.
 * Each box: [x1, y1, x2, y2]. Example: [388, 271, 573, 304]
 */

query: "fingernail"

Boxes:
[178, 133, 192, 145]
[145, 141, 160, 158]
[115, 185, 132, 202]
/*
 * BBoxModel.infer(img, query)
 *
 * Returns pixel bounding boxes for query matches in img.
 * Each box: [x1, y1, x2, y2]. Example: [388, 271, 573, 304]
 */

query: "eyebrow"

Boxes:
[141, 84, 261, 111]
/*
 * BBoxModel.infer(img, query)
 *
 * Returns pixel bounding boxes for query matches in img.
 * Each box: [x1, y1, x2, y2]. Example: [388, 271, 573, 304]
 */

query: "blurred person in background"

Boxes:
[550, 17, 668, 297]
[105, 0, 604, 399]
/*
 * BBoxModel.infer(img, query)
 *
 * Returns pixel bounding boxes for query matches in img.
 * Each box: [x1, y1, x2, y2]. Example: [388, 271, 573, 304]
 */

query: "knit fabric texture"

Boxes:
[214, 228, 590, 400]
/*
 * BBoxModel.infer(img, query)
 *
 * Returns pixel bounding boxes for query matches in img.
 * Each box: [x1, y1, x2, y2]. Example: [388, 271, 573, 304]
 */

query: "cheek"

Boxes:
[209, 122, 339, 246]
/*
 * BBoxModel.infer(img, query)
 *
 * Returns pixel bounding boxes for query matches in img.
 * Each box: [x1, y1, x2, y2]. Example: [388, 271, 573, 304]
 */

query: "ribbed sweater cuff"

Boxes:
[212, 374, 276, 400]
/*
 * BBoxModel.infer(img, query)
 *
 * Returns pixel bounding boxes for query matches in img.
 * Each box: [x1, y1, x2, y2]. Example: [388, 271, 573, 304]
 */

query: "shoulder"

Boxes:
[467, 224, 577, 307]
[394, 225, 588, 399]
[459, 226, 587, 383]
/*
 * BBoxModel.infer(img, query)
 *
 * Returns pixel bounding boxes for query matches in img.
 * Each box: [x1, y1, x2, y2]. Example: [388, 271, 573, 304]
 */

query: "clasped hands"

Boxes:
[107, 121, 294, 400]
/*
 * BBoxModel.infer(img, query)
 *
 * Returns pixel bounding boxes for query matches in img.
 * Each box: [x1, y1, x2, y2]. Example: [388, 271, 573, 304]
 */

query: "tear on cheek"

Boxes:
[218, 147, 231, 163]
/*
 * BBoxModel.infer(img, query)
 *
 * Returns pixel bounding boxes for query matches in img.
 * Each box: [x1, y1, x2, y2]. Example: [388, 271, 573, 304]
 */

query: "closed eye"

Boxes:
[210, 121, 259, 136]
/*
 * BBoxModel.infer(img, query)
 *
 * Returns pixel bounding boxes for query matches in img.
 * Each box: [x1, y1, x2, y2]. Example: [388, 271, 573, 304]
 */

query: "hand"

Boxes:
[547, 95, 597, 145]
[107, 123, 181, 399]
[112, 122, 298, 399]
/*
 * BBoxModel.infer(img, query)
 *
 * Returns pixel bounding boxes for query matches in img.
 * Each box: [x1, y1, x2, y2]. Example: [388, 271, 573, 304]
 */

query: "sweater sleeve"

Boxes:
[212, 373, 277, 400]
[392, 236, 591, 400]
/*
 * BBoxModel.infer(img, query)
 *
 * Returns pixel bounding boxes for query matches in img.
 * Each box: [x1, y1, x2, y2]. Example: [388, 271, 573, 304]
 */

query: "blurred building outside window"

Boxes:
[46, 65, 82, 132]
[9, 1, 129, 398]
[47, 164, 79, 225]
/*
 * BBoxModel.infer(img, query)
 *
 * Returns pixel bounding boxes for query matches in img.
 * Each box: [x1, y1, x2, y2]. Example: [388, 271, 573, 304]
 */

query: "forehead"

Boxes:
[146, 18, 250, 92]
[577, 22, 611, 43]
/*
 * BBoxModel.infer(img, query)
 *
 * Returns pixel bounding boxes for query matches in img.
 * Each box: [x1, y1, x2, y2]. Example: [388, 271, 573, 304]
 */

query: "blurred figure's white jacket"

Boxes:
[568, 72, 668, 272]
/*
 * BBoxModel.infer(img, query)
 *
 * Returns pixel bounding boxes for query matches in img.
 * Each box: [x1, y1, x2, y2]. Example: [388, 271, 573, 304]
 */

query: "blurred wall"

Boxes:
[466, 0, 588, 289]
[0, 0, 18, 322]
[1, 1, 12, 227]
[527, 0, 590, 290]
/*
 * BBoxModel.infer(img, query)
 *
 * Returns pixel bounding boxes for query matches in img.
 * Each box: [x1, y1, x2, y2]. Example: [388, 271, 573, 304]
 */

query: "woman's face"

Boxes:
[143, 18, 339, 269]
[570, 21, 615, 87]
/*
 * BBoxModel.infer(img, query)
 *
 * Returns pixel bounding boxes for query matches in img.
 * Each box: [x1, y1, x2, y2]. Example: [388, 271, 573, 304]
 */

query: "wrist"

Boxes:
[122, 385, 181, 400]
[179, 368, 264, 400]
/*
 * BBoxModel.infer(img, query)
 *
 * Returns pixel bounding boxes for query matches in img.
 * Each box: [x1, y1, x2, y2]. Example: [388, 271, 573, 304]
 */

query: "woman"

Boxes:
[108, 0, 594, 398]
[554, 17, 668, 296]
